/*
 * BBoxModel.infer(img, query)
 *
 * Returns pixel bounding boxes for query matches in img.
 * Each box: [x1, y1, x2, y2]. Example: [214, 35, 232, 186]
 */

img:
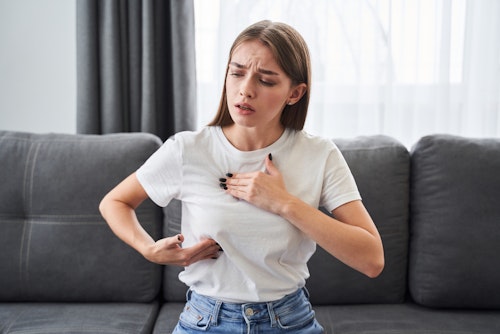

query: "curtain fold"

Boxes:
[77, 0, 196, 141]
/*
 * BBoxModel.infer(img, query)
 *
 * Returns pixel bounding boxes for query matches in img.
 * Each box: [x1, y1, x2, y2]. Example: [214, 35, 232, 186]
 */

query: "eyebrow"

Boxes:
[229, 62, 279, 76]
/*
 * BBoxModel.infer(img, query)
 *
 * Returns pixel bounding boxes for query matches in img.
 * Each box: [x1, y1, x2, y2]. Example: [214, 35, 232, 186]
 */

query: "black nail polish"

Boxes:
[268, 153, 273, 161]
[219, 183, 226, 188]
[226, 173, 233, 177]
[177, 235, 181, 241]
[219, 178, 227, 182]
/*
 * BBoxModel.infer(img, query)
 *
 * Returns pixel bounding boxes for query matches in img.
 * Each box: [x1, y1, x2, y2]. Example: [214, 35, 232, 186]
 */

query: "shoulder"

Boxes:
[170, 127, 214, 142]
[289, 130, 338, 153]
[167, 127, 218, 149]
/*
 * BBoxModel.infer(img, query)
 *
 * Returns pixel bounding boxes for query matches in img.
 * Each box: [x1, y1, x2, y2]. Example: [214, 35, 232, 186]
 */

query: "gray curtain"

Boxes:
[76, 0, 196, 141]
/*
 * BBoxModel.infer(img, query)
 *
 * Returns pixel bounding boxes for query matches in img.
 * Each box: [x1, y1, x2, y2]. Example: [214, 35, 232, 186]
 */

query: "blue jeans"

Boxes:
[172, 288, 324, 333]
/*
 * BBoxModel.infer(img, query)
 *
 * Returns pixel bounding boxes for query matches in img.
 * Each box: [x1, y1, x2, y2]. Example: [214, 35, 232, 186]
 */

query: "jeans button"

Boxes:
[245, 308, 254, 316]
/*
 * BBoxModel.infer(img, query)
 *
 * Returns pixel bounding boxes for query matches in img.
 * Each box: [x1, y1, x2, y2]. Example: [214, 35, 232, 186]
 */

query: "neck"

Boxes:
[222, 124, 285, 151]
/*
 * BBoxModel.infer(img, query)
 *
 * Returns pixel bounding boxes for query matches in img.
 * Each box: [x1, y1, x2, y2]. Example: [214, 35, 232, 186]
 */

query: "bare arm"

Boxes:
[223, 156, 384, 278]
[99, 173, 221, 266]
[279, 197, 384, 278]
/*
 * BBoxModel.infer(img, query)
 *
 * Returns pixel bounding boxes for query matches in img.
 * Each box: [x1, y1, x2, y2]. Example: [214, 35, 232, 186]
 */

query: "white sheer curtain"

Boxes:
[194, 0, 500, 147]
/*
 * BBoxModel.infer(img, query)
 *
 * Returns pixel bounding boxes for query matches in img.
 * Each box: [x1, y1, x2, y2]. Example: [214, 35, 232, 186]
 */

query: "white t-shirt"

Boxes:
[136, 126, 360, 302]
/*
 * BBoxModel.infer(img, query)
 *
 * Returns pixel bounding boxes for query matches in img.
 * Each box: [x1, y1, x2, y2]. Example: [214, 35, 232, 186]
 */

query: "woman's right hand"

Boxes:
[143, 234, 222, 266]
[100, 173, 222, 267]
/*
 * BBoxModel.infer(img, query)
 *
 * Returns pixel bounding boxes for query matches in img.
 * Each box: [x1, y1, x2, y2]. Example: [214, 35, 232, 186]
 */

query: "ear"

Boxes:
[287, 83, 307, 105]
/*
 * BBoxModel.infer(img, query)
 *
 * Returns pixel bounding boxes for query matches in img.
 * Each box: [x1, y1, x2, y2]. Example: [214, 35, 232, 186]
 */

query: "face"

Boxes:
[225, 40, 305, 131]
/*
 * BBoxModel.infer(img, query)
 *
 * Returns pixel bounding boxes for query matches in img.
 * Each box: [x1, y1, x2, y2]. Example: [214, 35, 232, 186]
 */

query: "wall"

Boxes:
[0, 0, 76, 134]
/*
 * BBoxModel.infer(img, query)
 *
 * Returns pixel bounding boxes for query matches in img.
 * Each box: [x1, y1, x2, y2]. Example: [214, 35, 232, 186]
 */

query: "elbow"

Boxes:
[98, 194, 110, 219]
[365, 254, 385, 279]
[365, 260, 385, 278]
[364, 234, 385, 278]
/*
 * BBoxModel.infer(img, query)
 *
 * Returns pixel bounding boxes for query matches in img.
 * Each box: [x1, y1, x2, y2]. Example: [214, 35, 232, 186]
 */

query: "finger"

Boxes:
[265, 153, 280, 175]
[225, 177, 249, 188]
[158, 234, 183, 250]
[186, 239, 221, 260]
[225, 188, 246, 201]
[188, 243, 222, 264]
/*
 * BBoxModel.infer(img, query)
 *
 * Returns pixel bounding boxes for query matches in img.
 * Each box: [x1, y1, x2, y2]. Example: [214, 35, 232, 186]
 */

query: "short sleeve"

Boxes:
[136, 137, 183, 207]
[320, 144, 361, 212]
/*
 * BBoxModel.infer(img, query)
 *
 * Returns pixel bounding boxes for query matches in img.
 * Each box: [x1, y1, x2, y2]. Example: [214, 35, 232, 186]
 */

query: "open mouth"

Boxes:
[236, 103, 255, 112]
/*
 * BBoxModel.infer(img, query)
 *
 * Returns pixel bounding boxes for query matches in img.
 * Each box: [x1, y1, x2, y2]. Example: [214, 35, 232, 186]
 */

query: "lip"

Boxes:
[235, 102, 255, 115]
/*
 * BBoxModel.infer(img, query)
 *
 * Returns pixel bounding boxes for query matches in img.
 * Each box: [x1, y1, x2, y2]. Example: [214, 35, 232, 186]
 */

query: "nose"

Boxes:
[239, 77, 255, 98]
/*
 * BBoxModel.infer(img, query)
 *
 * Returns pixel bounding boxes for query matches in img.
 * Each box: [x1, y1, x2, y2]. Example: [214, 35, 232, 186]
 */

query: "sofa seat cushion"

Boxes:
[0, 302, 159, 334]
[152, 303, 184, 334]
[410, 135, 500, 308]
[153, 302, 500, 333]
[315, 303, 500, 334]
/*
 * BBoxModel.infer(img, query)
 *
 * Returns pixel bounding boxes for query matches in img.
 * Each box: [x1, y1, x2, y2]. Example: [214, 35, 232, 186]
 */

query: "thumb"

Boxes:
[175, 234, 184, 244]
[265, 153, 280, 175]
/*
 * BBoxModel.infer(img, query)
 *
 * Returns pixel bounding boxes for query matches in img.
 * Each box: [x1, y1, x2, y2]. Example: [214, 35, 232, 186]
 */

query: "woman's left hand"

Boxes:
[220, 154, 385, 278]
[221, 154, 290, 215]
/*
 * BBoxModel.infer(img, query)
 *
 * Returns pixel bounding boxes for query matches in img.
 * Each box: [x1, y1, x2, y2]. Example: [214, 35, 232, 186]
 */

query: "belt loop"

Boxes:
[186, 289, 193, 301]
[211, 300, 223, 326]
[267, 302, 277, 327]
[302, 286, 310, 299]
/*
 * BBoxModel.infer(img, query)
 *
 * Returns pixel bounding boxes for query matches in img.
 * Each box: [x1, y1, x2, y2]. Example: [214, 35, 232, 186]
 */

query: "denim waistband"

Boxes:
[186, 287, 310, 326]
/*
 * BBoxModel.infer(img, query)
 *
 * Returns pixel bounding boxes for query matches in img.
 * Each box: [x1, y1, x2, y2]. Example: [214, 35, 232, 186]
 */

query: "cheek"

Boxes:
[265, 92, 288, 109]
[225, 81, 238, 100]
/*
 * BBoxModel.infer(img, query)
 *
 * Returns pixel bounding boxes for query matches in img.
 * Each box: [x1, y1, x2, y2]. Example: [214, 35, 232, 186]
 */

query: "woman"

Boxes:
[100, 20, 384, 333]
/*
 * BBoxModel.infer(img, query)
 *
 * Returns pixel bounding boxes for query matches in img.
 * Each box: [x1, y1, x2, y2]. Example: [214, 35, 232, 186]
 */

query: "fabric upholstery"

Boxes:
[0, 131, 163, 302]
[315, 303, 500, 334]
[307, 135, 410, 304]
[152, 301, 500, 333]
[409, 134, 500, 308]
[163, 199, 186, 302]
[0, 302, 159, 334]
[3, 130, 500, 333]
[152, 303, 185, 334]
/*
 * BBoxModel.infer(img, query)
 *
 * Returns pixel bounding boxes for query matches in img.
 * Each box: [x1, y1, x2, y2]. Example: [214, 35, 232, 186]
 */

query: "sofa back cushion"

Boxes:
[409, 134, 500, 308]
[163, 199, 185, 302]
[163, 135, 411, 304]
[307, 135, 410, 304]
[0, 131, 163, 302]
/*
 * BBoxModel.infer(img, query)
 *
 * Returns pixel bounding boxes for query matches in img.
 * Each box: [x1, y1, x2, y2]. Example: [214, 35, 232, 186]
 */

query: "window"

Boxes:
[194, 0, 500, 147]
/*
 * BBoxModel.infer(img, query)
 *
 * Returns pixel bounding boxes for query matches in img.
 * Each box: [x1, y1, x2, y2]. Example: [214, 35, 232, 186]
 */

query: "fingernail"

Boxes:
[226, 173, 233, 177]
[219, 183, 228, 190]
[177, 235, 181, 241]
[268, 153, 273, 161]
[219, 178, 227, 182]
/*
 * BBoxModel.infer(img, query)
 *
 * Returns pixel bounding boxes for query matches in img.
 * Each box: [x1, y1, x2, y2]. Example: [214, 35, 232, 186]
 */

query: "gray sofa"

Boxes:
[1, 130, 499, 334]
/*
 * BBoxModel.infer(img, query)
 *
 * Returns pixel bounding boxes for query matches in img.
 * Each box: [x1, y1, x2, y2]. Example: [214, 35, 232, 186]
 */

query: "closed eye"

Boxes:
[260, 79, 275, 87]
[229, 72, 243, 77]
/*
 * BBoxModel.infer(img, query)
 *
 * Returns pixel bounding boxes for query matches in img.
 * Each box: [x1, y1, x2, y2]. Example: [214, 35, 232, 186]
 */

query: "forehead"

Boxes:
[230, 40, 280, 70]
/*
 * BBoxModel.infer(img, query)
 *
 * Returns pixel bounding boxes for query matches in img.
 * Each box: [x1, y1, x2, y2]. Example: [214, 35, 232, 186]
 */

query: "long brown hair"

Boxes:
[208, 20, 311, 130]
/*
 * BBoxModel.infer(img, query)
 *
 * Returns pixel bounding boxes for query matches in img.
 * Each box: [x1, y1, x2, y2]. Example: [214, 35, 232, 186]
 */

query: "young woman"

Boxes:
[100, 20, 384, 333]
